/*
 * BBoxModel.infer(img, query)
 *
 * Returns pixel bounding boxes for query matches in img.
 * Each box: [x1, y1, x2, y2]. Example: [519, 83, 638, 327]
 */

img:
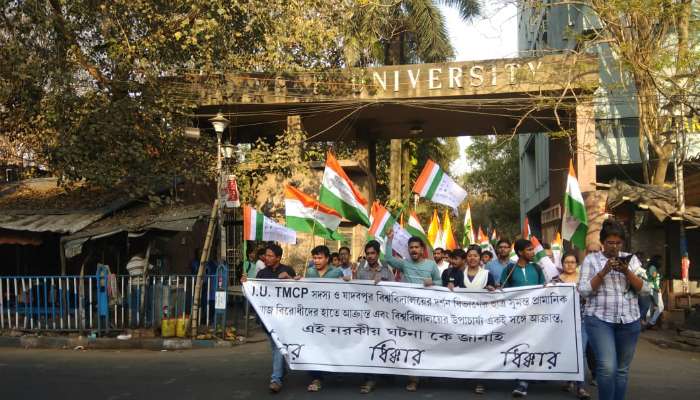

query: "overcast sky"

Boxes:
[441, 2, 518, 175]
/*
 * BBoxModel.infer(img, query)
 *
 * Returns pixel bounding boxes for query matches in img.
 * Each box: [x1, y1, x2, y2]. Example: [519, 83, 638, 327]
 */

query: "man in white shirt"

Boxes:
[254, 248, 266, 278]
[433, 247, 450, 275]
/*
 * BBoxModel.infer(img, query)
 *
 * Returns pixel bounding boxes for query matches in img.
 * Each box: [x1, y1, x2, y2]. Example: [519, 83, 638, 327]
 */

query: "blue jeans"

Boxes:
[585, 316, 641, 400]
[638, 294, 651, 322]
[268, 336, 285, 385]
[649, 291, 664, 325]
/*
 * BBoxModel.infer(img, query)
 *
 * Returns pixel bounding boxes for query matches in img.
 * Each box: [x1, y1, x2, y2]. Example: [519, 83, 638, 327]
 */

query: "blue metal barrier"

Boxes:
[0, 275, 237, 334]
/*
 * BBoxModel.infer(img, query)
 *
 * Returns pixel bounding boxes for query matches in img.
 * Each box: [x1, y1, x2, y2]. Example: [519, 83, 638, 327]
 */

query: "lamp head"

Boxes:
[209, 112, 230, 134]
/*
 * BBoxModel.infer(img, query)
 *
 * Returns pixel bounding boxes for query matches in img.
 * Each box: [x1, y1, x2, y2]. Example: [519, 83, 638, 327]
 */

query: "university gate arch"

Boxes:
[178, 53, 601, 257]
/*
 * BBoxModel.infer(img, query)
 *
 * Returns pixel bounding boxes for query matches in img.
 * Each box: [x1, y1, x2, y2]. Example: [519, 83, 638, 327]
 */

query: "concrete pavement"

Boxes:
[0, 336, 698, 399]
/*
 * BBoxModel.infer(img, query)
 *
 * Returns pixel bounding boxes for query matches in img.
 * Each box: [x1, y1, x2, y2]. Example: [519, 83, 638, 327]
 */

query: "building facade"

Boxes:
[516, 2, 700, 285]
[518, 2, 664, 242]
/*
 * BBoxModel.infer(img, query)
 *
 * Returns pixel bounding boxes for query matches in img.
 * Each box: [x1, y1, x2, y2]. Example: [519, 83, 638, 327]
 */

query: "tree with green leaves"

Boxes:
[0, 0, 352, 195]
[462, 136, 520, 238]
[343, 0, 480, 206]
[583, 0, 698, 185]
[520, 0, 699, 186]
[344, 0, 481, 67]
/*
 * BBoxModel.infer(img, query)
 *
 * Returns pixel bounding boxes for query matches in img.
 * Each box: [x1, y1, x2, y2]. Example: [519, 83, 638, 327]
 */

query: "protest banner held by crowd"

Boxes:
[237, 152, 651, 399]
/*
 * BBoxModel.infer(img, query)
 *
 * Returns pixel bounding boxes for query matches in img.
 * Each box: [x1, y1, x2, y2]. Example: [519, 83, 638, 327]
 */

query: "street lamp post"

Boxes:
[191, 112, 230, 337]
[209, 112, 231, 264]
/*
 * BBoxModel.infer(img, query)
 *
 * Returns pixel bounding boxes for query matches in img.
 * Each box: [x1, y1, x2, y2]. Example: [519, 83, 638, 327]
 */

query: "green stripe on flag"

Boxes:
[565, 193, 588, 249]
[319, 186, 370, 226]
[425, 168, 443, 200]
[285, 215, 345, 240]
[406, 225, 431, 250]
[255, 212, 265, 241]
[570, 224, 588, 249]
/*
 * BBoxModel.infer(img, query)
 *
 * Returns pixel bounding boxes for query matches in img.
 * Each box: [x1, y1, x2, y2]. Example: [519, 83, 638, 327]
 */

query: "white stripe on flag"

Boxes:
[322, 166, 365, 210]
[247, 207, 257, 240]
[371, 210, 392, 237]
[419, 163, 441, 197]
[285, 198, 341, 230]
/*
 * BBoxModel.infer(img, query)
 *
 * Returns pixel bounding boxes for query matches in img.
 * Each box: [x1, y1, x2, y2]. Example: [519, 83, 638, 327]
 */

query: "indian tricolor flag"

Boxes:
[562, 160, 588, 249]
[319, 151, 370, 226]
[284, 185, 344, 240]
[368, 202, 395, 238]
[490, 228, 499, 247]
[462, 202, 475, 246]
[413, 159, 467, 210]
[531, 235, 559, 282]
[552, 232, 563, 270]
[477, 226, 490, 250]
[243, 205, 296, 244]
[406, 212, 430, 247]
[522, 216, 532, 239]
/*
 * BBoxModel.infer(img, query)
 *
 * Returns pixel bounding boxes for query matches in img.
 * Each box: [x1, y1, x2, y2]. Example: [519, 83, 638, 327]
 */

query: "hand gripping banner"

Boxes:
[243, 280, 584, 381]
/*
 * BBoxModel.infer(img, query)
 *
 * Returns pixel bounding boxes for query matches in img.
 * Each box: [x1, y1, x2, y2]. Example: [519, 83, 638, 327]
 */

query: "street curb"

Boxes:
[0, 336, 242, 351]
[0, 336, 21, 348]
[642, 335, 700, 353]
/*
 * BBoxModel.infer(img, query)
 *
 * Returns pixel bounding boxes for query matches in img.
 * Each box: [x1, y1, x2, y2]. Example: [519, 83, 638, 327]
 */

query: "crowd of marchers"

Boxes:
[241, 218, 655, 400]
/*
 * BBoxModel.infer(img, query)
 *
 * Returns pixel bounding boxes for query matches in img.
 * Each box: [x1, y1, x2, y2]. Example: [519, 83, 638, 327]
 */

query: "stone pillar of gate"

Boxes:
[575, 102, 603, 250]
[389, 139, 403, 202]
[355, 139, 376, 206]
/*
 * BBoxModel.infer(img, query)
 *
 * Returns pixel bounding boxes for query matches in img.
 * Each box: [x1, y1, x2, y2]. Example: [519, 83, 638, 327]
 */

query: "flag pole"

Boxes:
[304, 150, 330, 278]
[303, 202, 321, 278]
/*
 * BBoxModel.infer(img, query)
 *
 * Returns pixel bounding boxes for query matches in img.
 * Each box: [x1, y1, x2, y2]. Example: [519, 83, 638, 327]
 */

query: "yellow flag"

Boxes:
[442, 210, 458, 250]
[427, 209, 441, 247]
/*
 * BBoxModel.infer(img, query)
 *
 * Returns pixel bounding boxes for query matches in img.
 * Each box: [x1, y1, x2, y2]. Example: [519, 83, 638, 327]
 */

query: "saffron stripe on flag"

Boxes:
[369, 203, 393, 237]
[413, 161, 441, 197]
[284, 185, 342, 218]
[243, 205, 255, 240]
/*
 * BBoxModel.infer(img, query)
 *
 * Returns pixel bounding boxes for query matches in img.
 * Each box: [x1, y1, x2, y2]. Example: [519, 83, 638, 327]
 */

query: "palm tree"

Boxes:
[343, 1, 480, 203]
[344, 0, 481, 66]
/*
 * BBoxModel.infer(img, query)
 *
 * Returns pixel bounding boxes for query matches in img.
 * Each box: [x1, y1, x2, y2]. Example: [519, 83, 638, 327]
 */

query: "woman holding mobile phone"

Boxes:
[578, 219, 649, 400]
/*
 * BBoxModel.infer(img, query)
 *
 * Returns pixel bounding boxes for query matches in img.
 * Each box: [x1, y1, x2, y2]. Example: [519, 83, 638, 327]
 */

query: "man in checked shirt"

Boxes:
[578, 219, 649, 400]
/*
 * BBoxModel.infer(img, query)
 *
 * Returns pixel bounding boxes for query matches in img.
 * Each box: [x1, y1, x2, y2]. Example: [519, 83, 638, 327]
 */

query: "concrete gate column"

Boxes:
[575, 102, 605, 251]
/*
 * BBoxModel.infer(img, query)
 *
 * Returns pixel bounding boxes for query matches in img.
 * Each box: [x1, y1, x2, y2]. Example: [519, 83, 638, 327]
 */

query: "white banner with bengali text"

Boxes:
[243, 280, 584, 381]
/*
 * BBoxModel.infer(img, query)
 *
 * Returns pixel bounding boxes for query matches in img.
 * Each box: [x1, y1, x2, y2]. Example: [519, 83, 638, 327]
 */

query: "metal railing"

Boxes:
[0, 275, 236, 333]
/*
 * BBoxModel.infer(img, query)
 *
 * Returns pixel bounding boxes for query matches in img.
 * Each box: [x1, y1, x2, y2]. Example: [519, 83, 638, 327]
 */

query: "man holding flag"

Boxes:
[384, 227, 441, 392]
[240, 243, 297, 394]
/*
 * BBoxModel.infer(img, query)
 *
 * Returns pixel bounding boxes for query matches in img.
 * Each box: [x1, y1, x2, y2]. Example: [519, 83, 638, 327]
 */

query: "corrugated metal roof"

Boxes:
[607, 180, 700, 227]
[63, 204, 210, 240]
[0, 211, 111, 234]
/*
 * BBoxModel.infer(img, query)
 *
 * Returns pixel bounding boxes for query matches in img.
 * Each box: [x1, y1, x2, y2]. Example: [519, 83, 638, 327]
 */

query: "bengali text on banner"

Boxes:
[243, 280, 584, 381]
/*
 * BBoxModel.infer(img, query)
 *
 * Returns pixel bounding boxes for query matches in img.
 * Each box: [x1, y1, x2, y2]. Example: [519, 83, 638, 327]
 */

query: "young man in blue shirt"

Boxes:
[486, 239, 512, 286]
[500, 238, 545, 398]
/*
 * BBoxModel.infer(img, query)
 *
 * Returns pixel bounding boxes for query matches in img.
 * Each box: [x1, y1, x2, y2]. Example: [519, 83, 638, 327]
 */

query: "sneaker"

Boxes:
[577, 388, 591, 400]
[269, 381, 282, 393]
[512, 385, 528, 397]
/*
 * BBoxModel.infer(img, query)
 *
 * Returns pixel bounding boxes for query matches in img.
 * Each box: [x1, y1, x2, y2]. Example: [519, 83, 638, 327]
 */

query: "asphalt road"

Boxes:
[0, 337, 698, 400]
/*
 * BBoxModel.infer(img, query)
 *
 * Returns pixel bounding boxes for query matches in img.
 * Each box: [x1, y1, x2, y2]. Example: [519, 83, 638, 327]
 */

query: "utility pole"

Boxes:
[673, 99, 689, 299]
